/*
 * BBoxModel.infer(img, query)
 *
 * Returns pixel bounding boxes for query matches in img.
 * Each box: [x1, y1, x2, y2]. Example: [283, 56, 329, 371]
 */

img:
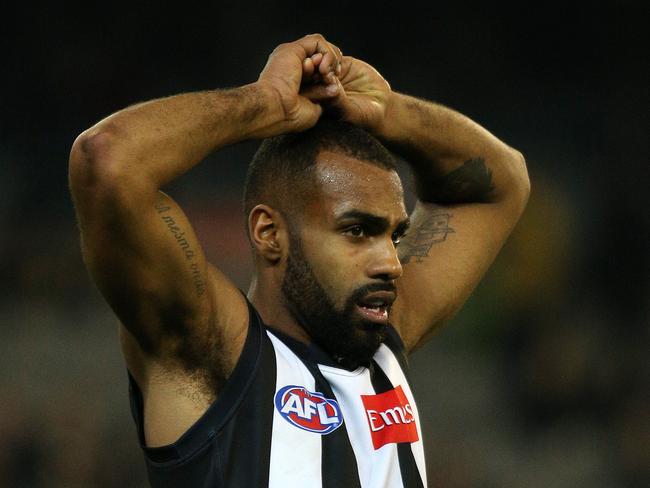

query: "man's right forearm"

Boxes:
[69, 82, 285, 192]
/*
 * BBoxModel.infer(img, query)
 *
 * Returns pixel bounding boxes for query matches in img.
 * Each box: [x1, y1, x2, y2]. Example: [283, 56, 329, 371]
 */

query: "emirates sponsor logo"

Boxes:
[361, 385, 419, 449]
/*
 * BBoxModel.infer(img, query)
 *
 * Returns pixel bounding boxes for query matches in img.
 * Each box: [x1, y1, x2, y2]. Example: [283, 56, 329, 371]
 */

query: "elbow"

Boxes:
[69, 126, 120, 193]
[69, 123, 144, 203]
[517, 150, 531, 204]
[70, 126, 115, 165]
[507, 148, 531, 212]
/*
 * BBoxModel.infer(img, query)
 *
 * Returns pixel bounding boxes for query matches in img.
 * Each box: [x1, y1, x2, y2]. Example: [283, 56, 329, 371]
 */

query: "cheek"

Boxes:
[315, 236, 360, 274]
[301, 227, 367, 300]
[314, 255, 349, 297]
[316, 245, 366, 305]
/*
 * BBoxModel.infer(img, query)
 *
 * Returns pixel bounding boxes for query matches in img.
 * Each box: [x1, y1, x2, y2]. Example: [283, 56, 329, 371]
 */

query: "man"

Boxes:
[69, 34, 529, 487]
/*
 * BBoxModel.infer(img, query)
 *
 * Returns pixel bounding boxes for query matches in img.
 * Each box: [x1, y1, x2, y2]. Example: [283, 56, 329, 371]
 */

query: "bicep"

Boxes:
[392, 199, 523, 351]
[76, 187, 245, 359]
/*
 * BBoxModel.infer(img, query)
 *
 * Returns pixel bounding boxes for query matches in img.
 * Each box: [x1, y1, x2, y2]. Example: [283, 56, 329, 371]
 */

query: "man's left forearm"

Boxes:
[375, 92, 530, 207]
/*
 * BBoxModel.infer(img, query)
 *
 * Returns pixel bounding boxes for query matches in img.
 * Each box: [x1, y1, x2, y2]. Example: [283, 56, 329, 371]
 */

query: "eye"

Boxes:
[392, 231, 405, 245]
[343, 225, 365, 238]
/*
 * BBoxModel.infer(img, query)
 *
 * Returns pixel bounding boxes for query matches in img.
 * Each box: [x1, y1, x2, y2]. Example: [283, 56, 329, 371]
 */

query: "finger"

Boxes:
[305, 99, 323, 120]
[302, 57, 315, 79]
[321, 79, 348, 110]
[319, 51, 339, 82]
[328, 43, 343, 75]
[325, 45, 343, 80]
[297, 98, 324, 129]
[300, 33, 335, 59]
[311, 52, 323, 66]
[295, 34, 342, 83]
[301, 82, 340, 102]
[338, 55, 354, 79]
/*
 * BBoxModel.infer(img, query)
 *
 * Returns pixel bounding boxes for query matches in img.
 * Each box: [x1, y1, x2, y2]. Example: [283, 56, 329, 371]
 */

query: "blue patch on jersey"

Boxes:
[274, 385, 344, 434]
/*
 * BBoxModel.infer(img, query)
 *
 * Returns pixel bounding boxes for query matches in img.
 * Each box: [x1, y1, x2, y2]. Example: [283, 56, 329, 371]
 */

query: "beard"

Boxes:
[281, 233, 392, 369]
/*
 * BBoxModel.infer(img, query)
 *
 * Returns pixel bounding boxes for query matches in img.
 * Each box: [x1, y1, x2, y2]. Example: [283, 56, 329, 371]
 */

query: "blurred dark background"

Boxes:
[1, 2, 647, 487]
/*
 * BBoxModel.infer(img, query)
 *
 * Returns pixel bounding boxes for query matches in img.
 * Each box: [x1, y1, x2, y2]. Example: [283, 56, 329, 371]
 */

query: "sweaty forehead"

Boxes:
[311, 150, 405, 217]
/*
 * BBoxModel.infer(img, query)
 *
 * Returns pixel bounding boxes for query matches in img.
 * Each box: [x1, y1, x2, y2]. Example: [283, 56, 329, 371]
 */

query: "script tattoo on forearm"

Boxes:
[399, 212, 455, 264]
[434, 157, 495, 203]
[154, 200, 206, 297]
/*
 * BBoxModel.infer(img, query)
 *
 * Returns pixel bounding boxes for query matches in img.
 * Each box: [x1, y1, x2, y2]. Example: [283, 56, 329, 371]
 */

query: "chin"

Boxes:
[342, 321, 387, 361]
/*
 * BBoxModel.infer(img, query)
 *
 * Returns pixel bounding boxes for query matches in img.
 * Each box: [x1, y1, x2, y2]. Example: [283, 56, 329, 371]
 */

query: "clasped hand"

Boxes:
[258, 33, 392, 134]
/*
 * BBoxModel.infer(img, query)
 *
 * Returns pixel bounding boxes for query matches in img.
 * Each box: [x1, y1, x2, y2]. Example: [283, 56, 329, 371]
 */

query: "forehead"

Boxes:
[309, 150, 406, 220]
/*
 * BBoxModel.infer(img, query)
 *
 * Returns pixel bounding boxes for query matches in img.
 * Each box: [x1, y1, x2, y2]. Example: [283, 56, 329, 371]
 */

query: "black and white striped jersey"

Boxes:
[129, 299, 428, 487]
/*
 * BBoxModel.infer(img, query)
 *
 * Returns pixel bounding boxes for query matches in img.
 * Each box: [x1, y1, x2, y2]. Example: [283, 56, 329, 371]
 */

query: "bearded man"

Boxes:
[69, 34, 530, 487]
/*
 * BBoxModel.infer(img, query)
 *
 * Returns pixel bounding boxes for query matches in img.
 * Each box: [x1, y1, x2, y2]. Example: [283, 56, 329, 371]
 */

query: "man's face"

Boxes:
[281, 151, 409, 368]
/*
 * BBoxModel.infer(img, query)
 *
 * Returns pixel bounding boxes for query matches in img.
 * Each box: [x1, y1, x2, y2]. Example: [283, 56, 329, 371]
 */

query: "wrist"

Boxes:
[225, 82, 290, 141]
[251, 80, 305, 137]
[374, 91, 409, 143]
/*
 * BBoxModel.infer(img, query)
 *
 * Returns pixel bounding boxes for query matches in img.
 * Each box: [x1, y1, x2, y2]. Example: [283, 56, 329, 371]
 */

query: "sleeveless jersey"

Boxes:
[128, 300, 428, 487]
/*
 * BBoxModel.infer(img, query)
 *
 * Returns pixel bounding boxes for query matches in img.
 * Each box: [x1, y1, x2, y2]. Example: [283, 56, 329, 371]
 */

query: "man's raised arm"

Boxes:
[68, 35, 342, 394]
[319, 56, 530, 351]
[379, 93, 530, 350]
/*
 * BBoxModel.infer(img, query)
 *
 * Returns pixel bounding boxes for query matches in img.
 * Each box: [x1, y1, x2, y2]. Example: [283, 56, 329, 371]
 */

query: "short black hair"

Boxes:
[243, 118, 398, 229]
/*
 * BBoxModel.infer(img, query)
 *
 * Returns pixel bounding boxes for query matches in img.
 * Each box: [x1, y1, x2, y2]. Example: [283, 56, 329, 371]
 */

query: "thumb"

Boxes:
[300, 81, 341, 103]
[292, 98, 323, 131]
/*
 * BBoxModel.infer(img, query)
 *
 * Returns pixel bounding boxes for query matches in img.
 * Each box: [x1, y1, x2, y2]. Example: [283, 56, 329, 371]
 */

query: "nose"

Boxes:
[367, 238, 403, 281]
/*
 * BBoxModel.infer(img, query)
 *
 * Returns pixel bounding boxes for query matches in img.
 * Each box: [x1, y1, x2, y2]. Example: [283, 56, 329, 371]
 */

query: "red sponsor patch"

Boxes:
[361, 385, 419, 450]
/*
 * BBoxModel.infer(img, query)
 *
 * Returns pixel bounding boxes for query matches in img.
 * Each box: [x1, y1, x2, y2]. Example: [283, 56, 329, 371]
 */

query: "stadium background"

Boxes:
[1, 2, 647, 487]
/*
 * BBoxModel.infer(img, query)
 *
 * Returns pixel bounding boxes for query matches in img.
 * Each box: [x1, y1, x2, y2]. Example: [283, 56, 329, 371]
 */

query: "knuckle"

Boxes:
[269, 44, 286, 57]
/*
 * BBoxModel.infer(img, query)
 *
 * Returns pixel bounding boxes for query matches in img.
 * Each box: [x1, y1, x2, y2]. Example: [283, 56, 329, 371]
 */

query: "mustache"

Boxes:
[348, 282, 397, 304]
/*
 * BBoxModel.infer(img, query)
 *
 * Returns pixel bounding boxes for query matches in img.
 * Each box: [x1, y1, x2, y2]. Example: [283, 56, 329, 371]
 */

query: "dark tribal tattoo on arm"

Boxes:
[399, 212, 455, 264]
[398, 157, 491, 263]
[154, 199, 206, 297]
[433, 157, 495, 204]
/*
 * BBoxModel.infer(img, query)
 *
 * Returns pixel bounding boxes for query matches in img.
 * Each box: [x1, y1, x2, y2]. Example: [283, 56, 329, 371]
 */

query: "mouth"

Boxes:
[355, 291, 396, 325]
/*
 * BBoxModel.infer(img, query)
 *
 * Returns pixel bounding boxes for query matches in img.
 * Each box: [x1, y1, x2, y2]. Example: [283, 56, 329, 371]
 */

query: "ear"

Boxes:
[248, 204, 287, 263]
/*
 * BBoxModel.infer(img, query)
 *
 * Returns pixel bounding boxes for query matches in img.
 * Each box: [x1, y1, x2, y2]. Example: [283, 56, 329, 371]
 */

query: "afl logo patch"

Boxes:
[274, 385, 344, 435]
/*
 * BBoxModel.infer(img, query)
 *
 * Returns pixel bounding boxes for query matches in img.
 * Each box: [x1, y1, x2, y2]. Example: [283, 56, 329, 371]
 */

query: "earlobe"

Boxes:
[249, 204, 284, 263]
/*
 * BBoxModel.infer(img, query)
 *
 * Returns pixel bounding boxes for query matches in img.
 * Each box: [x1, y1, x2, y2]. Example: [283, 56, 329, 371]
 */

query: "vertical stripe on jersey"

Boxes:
[319, 364, 405, 487]
[305, 362, 362, 488]
[267, 333, 323, 488]
[383, 325, 410, 375]
[373, 344, 428, 487]
[218, 311, 276, 488]
[368, 359, 424, 488]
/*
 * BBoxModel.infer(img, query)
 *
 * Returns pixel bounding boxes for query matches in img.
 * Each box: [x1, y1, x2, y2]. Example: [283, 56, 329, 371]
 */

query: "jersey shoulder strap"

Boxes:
[127, 298, 266, 463]
[383, 324, 410, 372]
